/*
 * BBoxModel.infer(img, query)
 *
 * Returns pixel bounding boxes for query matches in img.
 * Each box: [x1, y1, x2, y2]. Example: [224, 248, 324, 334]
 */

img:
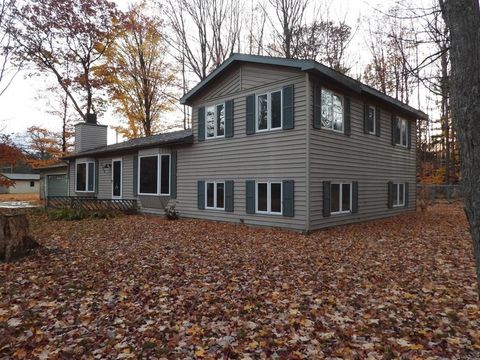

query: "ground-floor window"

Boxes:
[393, 182, 405, 207]
[256, 181, 282, 215]
[138, 154, 170, 195]
[331, 182, 351, 214]
[206, 181, 225, 210]
[76, 161, 95, 192]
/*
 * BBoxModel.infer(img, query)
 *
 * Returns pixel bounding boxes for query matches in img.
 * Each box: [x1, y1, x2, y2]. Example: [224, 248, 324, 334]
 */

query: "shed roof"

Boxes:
[1, 173, 40, 181]
[63, 129, 193, 159]
[180, 53, 428, 120]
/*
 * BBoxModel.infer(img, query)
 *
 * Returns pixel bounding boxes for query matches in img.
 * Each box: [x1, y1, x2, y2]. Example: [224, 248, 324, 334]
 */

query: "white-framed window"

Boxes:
[138, 154, 170, 196]
[321, 88, 344, 132]
[331, 182, 352, 214]
[112, 158, 122, 198]
[206, 103, 225, 138]
[205, 181, 225, 210]
[396, 117, 408, 147]
[367, 105, 376, 135]
[256, 90, 282, 132]
[256, 181, 282, 215]
[393, 183, 405, 207]
[76, 161, 95, 192]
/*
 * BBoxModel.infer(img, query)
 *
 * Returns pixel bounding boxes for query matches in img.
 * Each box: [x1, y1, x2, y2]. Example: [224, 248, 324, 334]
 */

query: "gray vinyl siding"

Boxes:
[308, 78, 417, 230]
[68, 154, 137, 200]
[74, 123, 108, 153]
[175, 65, 308, 230]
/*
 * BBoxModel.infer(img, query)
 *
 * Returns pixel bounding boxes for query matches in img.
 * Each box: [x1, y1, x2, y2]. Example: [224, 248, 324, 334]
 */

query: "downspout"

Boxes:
[305, 73, 311, 233]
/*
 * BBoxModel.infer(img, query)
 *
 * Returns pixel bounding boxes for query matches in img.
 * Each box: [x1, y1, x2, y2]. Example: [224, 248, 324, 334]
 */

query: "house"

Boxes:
[0, 173, 40, 194]
[37, 162, 69, 199]
[63, 54, 427, 231]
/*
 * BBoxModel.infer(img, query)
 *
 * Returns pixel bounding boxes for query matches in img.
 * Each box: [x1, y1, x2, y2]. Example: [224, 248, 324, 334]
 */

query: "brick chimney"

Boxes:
[74, 113, 108, 153]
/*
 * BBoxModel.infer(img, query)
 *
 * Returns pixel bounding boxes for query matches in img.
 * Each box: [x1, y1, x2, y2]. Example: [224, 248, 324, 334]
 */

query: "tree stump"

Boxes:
[0, 214, 37, 262]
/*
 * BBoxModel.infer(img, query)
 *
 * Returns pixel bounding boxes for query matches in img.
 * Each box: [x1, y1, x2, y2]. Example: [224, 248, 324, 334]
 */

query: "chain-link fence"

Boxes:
[417, 184, 463, 203]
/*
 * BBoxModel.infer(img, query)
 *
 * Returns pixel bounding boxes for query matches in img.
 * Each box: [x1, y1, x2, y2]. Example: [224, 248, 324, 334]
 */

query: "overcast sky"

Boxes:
[0, 0, 428, 144]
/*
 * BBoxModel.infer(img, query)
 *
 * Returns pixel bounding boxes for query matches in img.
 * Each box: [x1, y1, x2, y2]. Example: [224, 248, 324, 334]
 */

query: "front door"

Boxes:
[112, 159, 122, 198]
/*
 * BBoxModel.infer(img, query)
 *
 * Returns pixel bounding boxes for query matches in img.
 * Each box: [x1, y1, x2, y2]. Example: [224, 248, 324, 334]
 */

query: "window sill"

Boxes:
[393, 204, 406, 208]
[76, 190, 95, 194]
[138, 193, 170, 197]
[205, 207, 225, 211]
[255, 127, 283, 134]
[331, 211, 352, 216]
[255, 211, 282, 216]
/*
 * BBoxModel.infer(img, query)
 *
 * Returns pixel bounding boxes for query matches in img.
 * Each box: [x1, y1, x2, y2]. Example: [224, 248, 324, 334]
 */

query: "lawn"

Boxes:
[1, 204, 479, 359]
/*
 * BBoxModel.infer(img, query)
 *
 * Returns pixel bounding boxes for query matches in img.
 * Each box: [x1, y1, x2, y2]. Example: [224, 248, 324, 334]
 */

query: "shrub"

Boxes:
[47, 207, 119, 221]
[165, 205, 179, 220]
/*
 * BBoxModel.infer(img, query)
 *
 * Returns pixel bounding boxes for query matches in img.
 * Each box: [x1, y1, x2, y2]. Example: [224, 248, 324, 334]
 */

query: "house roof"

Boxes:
[35, 162, 69, 170]
[180, 53, 428, 120]
[1, 173, 40, 181]
[63, 129, 193, 159]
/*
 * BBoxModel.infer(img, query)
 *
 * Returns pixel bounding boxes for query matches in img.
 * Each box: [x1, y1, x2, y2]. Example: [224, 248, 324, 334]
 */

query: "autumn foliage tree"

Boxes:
[101, 2, 177, 138]
[12, 0, 119, 121]
[0, 134, 24, 187]
[24, 126, 63, 168]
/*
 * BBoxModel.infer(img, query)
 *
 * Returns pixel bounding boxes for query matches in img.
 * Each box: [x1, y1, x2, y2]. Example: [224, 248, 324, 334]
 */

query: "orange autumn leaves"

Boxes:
[0, 203, 479, 358]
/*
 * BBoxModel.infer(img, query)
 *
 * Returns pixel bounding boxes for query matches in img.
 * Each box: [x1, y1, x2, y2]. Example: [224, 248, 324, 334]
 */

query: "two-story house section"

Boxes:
[64, 54, 427, 232]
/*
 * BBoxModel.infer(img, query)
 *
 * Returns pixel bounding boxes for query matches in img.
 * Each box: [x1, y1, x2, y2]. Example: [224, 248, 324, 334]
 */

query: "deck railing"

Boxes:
[45, 196, 137, 212]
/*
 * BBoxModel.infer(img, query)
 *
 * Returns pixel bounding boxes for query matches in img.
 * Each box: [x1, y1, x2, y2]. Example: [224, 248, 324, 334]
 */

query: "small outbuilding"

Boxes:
[0, 173, 40, 194]
[37, 162, 69, 199]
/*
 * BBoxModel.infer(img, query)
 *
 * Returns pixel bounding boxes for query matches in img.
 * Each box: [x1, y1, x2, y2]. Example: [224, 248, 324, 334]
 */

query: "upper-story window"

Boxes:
[321, 88, 344, 132]
[257, 90, 282, 132]
[395, 117, 408, 147]
[76, 161, 95, 192]
[367, 105, 376, 135]
[206, 103, 225, 138]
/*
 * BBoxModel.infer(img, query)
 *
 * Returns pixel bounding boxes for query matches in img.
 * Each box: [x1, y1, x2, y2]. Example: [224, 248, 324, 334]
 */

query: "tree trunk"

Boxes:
[439, 0, 480, 294]
[0, 214, 37, 262]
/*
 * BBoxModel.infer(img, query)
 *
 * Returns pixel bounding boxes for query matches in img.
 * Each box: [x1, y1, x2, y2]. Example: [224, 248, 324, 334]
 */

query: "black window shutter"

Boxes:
[387, 181, 394, 209]
[197, 180, 205, 209]
[363, 104, 369, 134]
[133, 155, 138, 196]
[352, 181, 359, 213]
[375, 107, 381, 137]
[282, 180, 294, 217]
[407, 120, 412, 149]
[282, 85, 294, 129]
[225, 180, 234, 212]
[94, 160, 99, 195]
[391, 115, 397, 146]
[245, 180, 255, 214]
[170, 151, 177, 199]
[344, 97, 351, 136]
[246, 94, 256, 135]
[313, 84, 322, 129]
[323, 181, 331, 217]
[405, 182, 409, 207]
[225, 100, 234, 138]
[198, 107, 205, 142]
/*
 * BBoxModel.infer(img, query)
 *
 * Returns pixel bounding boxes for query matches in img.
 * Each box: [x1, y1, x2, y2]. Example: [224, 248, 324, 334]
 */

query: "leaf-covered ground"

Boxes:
[1, 203, 479, 359]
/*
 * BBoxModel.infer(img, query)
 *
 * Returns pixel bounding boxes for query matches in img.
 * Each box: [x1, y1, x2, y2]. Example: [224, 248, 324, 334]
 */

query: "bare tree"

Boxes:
[439, 0, 480, 294]
[166, 0, 241, 81]
[295, 19, 352, 73]
[246, 0, 266, 56]
[0, 0, 18, 97]
[264, 0, 309, 58]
